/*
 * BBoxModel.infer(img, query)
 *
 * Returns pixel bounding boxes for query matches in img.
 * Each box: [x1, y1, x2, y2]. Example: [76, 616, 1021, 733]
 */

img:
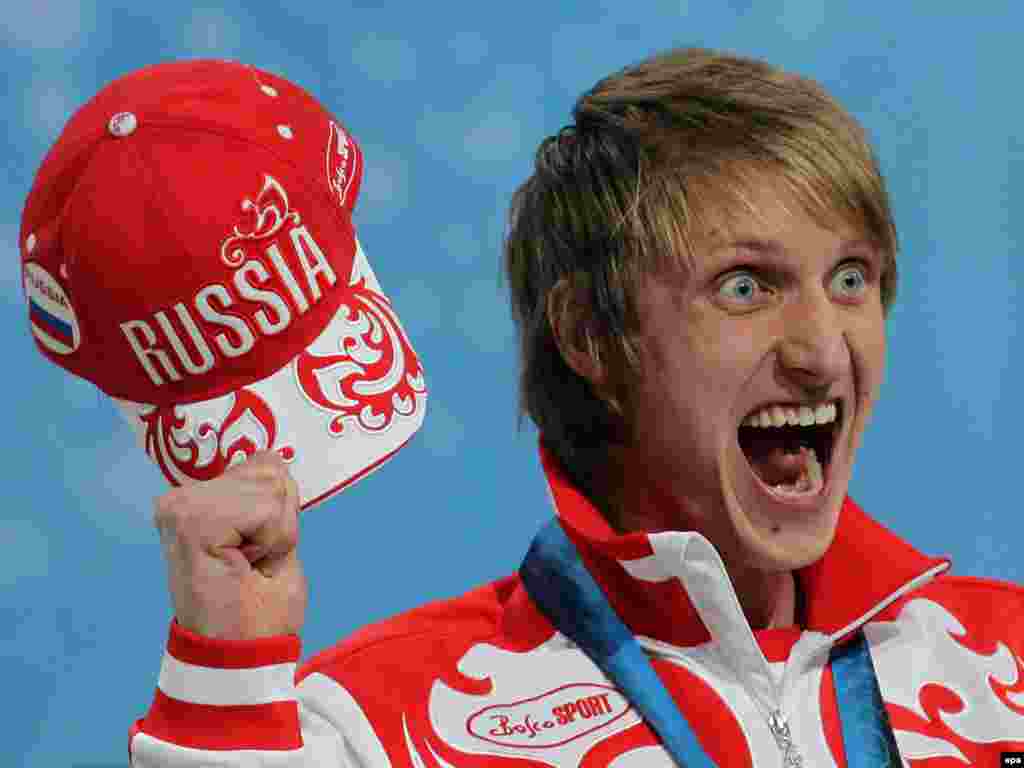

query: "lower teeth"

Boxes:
[771, 447, 823, 496]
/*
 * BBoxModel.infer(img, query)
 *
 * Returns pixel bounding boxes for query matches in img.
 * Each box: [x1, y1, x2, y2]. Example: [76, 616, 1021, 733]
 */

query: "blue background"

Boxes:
[3, 2, 1022, 765]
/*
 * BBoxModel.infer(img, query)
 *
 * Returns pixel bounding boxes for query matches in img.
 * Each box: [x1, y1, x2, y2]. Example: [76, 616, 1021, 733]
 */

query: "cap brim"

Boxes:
[113, 239, 427, 511]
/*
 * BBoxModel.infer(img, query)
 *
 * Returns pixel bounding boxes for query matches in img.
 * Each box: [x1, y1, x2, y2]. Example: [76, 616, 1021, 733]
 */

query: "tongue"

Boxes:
[749, 445, 808, 486]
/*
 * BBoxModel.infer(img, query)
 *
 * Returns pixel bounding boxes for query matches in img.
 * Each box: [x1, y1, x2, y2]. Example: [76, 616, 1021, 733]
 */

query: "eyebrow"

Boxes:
[709, 236, 875, 259]
[703, 237, 783, 267]
[722, 237, 784, 254]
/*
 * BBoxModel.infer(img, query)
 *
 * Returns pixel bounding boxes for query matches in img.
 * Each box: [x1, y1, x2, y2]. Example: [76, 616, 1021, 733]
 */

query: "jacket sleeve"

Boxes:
[128, 620, 389, 768]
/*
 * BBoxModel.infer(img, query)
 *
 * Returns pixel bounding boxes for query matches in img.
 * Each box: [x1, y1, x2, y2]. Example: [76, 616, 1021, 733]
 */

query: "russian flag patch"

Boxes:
[24, 262, 80, 355]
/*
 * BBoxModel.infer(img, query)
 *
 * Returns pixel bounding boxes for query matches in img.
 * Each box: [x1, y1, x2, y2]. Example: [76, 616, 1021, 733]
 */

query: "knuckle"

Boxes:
[256, 449, 286, 470]
[261, 456, 294, 502]
[285, 473, 300, 509]
[240, 451, 288, 486]
[231, 449, 277, 476]
[284, 514, 300, 546]
[272, 466, 290, 502]
[153, 487, 182, 526]
[153, 486, 203, 540]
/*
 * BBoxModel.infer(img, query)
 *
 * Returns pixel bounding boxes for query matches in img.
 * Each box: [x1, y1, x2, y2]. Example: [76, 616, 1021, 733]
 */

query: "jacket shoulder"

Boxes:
[297, 573, 520, 682]
[908, 573, 1024, 608]
[880, 572, 1024, 644]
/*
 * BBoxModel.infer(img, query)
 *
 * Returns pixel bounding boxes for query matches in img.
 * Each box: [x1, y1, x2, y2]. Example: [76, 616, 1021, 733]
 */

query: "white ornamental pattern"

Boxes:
[867, 597, 1024, 764]
[294, 243, 425, 439]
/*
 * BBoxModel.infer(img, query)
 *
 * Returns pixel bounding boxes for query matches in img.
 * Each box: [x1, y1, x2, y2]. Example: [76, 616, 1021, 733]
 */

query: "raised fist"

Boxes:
[152, 451, 307, 640]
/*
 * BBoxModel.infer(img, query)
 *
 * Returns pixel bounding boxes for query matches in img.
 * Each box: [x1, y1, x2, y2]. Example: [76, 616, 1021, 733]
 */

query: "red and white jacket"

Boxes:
[129, 445, 1024, 766]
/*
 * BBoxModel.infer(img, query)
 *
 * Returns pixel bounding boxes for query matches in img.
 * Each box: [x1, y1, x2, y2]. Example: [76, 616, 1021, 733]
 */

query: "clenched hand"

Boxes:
[153, 451, 307, 640]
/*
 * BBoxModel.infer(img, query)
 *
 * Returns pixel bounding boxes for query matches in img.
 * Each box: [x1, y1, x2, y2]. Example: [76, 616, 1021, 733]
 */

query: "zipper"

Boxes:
[641, 635, 815, 767]
[758, 633, 833, 768]
[767, 709, 803, 767]
[765, 633, 835, 768]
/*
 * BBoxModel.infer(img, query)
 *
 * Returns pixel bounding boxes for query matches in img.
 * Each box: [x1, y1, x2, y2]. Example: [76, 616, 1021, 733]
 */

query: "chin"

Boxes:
[725, 486, 843, 573]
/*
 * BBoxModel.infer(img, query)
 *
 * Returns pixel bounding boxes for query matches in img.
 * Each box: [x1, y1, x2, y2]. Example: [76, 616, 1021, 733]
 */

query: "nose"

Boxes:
[776, 292, 849, 395]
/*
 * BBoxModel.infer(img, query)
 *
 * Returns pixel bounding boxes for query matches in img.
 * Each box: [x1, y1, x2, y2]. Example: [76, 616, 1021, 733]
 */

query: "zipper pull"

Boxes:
[768, 709, 803, 768]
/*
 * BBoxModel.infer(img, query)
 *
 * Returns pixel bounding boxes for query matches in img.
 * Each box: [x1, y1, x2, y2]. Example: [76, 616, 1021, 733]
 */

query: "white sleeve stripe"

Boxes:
[131, 731, 304, 767]
[158, 651, 297, 706]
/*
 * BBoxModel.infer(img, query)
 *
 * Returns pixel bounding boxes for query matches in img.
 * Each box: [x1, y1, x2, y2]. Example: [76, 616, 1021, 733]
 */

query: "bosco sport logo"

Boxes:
[466, 683, 631, 749]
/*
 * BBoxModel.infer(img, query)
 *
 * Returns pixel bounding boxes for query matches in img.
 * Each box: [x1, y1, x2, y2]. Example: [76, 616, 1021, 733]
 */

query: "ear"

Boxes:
[546, 276, 607, 390]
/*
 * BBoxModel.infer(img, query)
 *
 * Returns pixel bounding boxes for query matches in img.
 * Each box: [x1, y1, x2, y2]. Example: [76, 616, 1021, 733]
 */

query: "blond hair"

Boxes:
[503, 48, 898, 502]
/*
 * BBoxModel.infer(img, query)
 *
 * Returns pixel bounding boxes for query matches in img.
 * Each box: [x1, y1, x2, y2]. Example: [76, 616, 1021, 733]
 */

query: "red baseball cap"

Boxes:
[20, 59, 427, 510]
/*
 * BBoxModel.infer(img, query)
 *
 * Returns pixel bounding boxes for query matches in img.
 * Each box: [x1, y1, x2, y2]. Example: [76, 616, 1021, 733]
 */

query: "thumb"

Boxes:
[253, 545, 301, 580]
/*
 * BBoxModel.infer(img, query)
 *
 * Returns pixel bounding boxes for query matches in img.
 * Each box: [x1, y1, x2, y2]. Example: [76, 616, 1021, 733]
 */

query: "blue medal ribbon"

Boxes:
[830, 631, 903, 768]
[519, 518, 901, 767]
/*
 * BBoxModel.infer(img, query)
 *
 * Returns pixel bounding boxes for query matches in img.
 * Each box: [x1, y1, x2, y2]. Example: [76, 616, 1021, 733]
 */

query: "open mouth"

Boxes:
[737, 401, 842, 498]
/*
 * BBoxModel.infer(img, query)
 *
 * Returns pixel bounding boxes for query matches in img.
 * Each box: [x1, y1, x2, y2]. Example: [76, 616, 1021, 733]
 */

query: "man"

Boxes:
[22, 50, 1024, 766]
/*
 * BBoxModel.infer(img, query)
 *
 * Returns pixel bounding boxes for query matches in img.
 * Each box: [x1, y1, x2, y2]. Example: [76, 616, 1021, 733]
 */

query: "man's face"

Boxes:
[620, 179, 887, 573]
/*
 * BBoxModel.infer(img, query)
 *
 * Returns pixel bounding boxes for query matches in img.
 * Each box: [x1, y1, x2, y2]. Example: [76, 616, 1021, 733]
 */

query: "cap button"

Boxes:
[108, 111, 138, 137]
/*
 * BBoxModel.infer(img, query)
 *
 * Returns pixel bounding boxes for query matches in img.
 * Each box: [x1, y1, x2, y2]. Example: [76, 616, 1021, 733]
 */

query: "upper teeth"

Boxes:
[742, 401, 838, 428]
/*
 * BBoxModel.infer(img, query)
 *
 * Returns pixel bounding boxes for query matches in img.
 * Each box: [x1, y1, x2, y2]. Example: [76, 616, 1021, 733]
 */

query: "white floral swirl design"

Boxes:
[220, 174, 301, 268]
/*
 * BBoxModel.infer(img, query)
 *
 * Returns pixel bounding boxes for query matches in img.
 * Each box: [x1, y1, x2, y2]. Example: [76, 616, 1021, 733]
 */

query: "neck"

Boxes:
[597, 445, 801, 631]
[728, 564, 798, 629]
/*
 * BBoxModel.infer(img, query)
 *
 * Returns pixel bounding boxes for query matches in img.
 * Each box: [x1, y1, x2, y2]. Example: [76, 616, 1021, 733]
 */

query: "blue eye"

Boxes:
[718, 272, 763, 303]
[716, 262, 871, 306]
[832, 264, 868, 298]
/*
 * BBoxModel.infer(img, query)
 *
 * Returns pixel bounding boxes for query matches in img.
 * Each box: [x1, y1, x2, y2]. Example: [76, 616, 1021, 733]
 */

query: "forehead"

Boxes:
[685, 176, 867, 268]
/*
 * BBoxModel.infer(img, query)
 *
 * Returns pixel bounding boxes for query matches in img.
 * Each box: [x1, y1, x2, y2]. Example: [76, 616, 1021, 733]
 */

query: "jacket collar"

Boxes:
[532, 439, 951, 656]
